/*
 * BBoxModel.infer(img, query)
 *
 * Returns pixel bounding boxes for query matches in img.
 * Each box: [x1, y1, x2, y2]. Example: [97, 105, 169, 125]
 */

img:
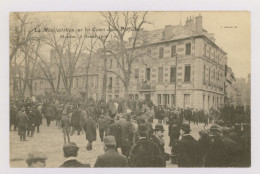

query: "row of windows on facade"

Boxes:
[134, 65, 191, 83]
[106, 42, 224, 71]
[203, 65, 224, 87]
[157, 94, 222, 108]
[203, 43, 225, 65]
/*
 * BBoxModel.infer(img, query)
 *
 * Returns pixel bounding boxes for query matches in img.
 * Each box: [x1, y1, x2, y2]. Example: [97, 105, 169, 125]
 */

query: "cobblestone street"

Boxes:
[10, 118, 210, 168]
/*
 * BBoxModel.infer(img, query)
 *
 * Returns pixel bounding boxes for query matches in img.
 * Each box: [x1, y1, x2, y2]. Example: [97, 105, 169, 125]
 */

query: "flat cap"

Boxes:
[26, 151, 47, 162]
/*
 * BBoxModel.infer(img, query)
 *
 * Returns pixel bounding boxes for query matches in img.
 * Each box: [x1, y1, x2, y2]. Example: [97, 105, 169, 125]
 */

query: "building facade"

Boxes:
[106, 15, 226, 110]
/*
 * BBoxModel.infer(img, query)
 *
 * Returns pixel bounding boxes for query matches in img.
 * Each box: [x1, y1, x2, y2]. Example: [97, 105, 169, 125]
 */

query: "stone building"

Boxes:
[106, 15, 227, 110]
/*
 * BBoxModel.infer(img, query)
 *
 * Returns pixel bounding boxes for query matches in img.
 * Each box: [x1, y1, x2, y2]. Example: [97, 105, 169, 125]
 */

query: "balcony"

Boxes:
[137, 82, 156, 92]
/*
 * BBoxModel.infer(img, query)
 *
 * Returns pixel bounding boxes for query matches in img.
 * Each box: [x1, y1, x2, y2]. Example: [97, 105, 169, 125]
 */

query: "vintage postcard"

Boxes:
[9, 11, 251, 168]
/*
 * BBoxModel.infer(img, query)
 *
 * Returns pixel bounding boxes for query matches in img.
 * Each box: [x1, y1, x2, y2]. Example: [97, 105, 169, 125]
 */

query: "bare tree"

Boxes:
[101, 12, 150, 101]
[43, 26, 88, 95]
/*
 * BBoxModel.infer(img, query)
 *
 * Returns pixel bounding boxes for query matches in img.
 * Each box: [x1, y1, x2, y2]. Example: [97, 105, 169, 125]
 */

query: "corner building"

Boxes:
[106, 15, 226, 110]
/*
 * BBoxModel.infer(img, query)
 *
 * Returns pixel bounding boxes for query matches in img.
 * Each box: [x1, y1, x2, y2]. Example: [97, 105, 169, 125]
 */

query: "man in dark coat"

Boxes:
[97, 115, 108, 142]
[10, 104, 17, 131]
[83, 114, 97, 151]
[60, 142, 90, 168]
[204, 125, 227, 167]
[106, 117, 122, 149]
[177, 123, 200, 167]
[129, 124, 165, 167]
[16, 107, 29, 141]
[71, 106, 82, 135]
[94, 136, 129, 167]
[168, 120, 180, 164]
[150, 124, 169, 167]
[120, 114, 134, 158]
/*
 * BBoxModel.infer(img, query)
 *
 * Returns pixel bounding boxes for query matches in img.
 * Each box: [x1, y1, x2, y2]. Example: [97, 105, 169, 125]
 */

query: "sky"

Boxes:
[15, 11, 250, 79]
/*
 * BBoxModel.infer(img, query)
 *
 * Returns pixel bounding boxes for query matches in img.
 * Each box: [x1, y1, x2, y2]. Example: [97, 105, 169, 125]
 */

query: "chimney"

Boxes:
[195, 14, 202, 33]
[184, 16, 195, 32]
[165, 25, 174, 40]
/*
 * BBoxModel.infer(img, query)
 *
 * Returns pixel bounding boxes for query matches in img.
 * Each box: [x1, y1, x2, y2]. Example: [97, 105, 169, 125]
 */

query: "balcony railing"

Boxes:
[137, 83, 156, 92]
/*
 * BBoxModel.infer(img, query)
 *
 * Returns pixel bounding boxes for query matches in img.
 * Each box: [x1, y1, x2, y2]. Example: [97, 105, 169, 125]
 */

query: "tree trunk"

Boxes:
[102, 57, 107, 101]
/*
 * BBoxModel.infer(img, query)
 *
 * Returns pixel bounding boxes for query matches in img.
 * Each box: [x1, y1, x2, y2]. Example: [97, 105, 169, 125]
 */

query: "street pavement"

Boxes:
[10, 118, 210, 168]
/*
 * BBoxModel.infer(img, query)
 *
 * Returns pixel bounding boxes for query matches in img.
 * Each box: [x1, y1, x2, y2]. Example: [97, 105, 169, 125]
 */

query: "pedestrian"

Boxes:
[120, 113, 134, 158]
[60, 142, 90, 167]
[83, 114, 97, 151]
[10, 104, 17, 131]
[106, 117, 122, 150]
[26, 151, 47, 168]
[16, 107, 29, 141]
[150, 124, 170, 167]
[204, 125, 227, 167]
[129, 124, 165, 167]
[177, 123, 200, 167]
[70, 105, 82, 135]
[94, 136, 129, 167]
[61, 109, 71, 144]
[168, 121, 180, 164]
[97, 115, 108, 142]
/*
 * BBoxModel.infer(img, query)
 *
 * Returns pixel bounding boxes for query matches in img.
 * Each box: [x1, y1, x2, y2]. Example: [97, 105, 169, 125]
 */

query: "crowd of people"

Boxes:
[10, 95, 251, 168]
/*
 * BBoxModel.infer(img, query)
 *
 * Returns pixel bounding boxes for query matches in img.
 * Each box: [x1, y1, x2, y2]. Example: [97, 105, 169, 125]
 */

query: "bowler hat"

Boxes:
[180, 123, 191, 132]
[104, 136, 116, 146]
[154, 124, 165, 132]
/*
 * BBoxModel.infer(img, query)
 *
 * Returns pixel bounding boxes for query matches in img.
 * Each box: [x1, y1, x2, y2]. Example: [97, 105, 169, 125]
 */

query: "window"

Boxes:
[34, 82, 37, 90]
[209, 47, 211, 58]
[147, 48, 151, 56]
[163, 94, 169, 106]
[171, 45, 176, 57]
[203, 95, 205, 110]
[185, 43, 191, 55]
[170, 66, 176, 82]
[184, 94, 190, 108]
[158, 67, 163, 83]
[110, 59, 113, 68]
[146, 68, 150, 81]
[135, 69, 139, 79]
[158, 94, 161, 105]
[159, 47, 164, 58]
[209, 67, 211, 84]
[108, 77, 112, 89]
[203, 44, 206, 57]
[171, 94, 176, 107]
[116, 77, 119, 86]
[203, 65, 206, 83]
[135, 94, 138, 100]
[208, 96, 210, 110]
[184, 65, 191, 82]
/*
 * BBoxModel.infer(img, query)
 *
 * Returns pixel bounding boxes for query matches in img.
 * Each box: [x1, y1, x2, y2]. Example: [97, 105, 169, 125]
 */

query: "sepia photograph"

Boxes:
[8, 11, 251, 168]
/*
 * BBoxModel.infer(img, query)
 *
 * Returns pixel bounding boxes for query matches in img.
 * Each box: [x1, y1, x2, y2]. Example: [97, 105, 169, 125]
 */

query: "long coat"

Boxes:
[84, 117, 97, 142]
[16, 111, 29, 135]
[129, 137, 165, 167]
[94, 148, 129, 167]
[120, 120, 134, 147]
[71, 109, 81, 129]
[177, 134, 200, 167]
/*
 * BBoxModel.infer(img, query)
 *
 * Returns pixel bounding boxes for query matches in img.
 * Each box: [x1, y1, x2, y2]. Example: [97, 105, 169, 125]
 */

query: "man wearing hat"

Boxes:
[150, 124, 169, 167]
[177, 123, 200, 167]
[83, 114, 97, 151]
[26, 151, 47, 167]
[60, 142, 90, 167]
[94, 136, 128, 167]
[204, 125, 227, 167]
[129, 124, 165, 167]
[16, 107, 29, 141]
[120, 112, 134, 158]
